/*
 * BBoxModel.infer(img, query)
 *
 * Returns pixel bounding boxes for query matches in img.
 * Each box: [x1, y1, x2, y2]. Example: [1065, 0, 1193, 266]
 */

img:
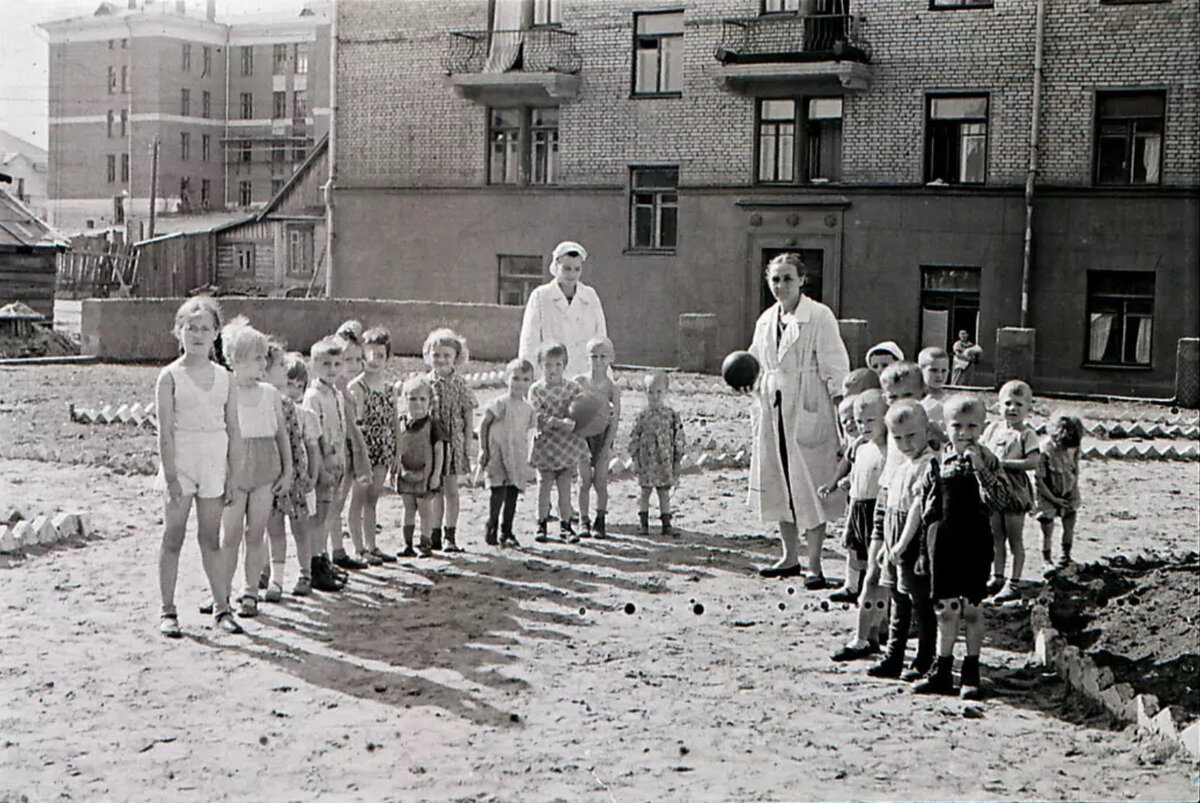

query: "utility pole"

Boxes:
[148, 137, 160, 240]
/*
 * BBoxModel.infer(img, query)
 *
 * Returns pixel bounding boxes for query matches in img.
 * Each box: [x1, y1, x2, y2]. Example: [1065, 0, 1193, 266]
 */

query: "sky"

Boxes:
[0, 0, 308, 151]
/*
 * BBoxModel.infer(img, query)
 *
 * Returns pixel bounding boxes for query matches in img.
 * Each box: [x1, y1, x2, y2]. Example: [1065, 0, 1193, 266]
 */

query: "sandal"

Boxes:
[159, 613, 182, 639]
[214, 611, 244, 634]
[804, 573, 829, 591]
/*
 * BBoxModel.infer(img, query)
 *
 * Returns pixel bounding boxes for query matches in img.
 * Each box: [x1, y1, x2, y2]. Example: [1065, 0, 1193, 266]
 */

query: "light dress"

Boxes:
[236, 381, 282, 492]
[482, 395, 535, 489]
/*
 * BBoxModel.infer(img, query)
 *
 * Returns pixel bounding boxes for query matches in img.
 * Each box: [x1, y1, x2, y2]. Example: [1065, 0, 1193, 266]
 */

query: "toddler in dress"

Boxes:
[1036, 411, 1083, 574]
[477, 358, 537, 547]
[394, 375, 447, 557]
[530, 342, 587, 543]
[424, 328, 477, 553]
[628, 372, 686, 536]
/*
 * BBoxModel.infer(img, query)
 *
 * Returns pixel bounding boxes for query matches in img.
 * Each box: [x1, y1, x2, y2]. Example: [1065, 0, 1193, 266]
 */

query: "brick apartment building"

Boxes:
[331, 0, 1198, 397]
[41, 0, 330, 234]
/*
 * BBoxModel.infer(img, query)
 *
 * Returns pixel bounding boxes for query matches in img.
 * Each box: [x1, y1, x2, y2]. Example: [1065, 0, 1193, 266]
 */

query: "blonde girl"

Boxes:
[530, 341, 587, 543]
[393, 375, 446, 557]
[1036, 411, 1084, 573]
[156, 297, 244, 637]
[331, 321, 371, 570]
[219, 318, 293, 618]
[628, 372, 686, 536]
[347, 327, 398, 564]
[981, 379, 1040, 602]
[424, 327, 477, 553]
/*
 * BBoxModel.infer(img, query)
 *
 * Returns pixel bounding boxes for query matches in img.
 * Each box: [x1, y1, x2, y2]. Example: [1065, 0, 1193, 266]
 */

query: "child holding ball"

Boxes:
[574, 337, 621, 538]
[628, 372, 686, 536]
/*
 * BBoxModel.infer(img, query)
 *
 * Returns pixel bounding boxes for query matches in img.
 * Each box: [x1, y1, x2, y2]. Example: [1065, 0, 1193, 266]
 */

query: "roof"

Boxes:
[0, 189, 66, 249]
[133, 211, 253, 244]
[0, 131, 47, 164]
[0, 301, 47, 321]
[256, 134, 328, 223]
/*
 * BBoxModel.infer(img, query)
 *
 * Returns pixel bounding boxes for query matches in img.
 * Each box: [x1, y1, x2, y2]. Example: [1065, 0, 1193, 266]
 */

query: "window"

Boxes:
[293, 90, 307, 119]
[272, 178, 285, 196]
[238, 180, 252, 206]
[533, 0, 562, 25]
[201, 178, 211, 208]
[294, 43, 309, 74]
[120, 108, 127, 136]
[202, 134, 211, 162]
[107, 110, 114, 138]
[919, 266, 981, 355]
[181, 88, 191, 116]
[180, 177, 191, 209]
[272, 142, 286, 163]
[202, 45, 211, 76]
[633, 11, 683, 96]
[273, 44, 288, 74]
[498, 255, 546, 305]
[488, 108, 559, 185]
[113, 195, 124, 224]
[234, 243, 255, 272]
[757, 97, 842, 183]
[1094, 91, 1164, 186]
[240, 140, 252, 163]
[109, 39, 114, 50]
[107, 66, 116, 94]
[182, 43, 191, 72]
[930, 0, 993, 7]
[240, 92, 253, 120]
[121, 153, 129, 182]
[925, 94, 988, 184]
[287, 226, 314, 276]
[121, 65, 127, 93]
[1086, 271, 1154, 366]
[273, 92, 287, 119]
[241, 46, 253, 76]
[16, 178, 25, 202]
[630, 167, 679, 250]
[202, 90, 211, 118]
[106, 155, 116, 183]
[180, 132, 190, 161]
[121, 38, 127, 49]
[762, 0, 800, 11]
[292, 130, 308, 162]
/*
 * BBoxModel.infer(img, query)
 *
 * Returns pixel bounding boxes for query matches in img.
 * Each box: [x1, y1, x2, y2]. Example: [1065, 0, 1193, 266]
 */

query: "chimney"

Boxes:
[206, 0, 215, 20]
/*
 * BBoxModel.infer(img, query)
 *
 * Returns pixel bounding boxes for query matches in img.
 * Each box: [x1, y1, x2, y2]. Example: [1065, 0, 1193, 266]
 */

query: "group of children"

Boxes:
[819, 341, 1083, 697]
[155, 297, 687, 637]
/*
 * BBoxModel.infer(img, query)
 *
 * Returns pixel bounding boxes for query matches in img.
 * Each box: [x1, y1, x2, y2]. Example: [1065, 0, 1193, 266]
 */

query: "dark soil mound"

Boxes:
[1047, 553, 1199, 721]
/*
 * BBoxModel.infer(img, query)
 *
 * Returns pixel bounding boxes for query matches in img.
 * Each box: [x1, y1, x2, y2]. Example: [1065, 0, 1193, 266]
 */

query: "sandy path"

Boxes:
[1, 458, 1197, 802]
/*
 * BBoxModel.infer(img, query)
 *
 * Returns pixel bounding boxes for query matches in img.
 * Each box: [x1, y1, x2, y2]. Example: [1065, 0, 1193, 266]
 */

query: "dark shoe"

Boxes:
[484, 523, 499, 546]
[867, 656, 904, 679]
[443, 539, 463, 553]
[333, 550, 368, 570]
[959, 655, 983, 699]
[214, 611, 244, 634]
[638, 511, 650, 535]
[361, 550, 383, 566]
[430, 527, 443, 551]
[534, 519, 550, 543]
[258, 568, 270, 590]
[578, 516, 592, 538]
[831, 642, 878, 662]
[371, 547, 398, 564]
[292, 576, 313, 596]
[198, 599, 215, 616]
[501, 532, 520, 548]
[914, 657, 956, 695]
[804, 573, 829, 591]
[901, 659, 933, 682]
[593, 512, 606, 539]
[759, 563, 803, 578]
[985, 576, 1006, 597]
[398, 545, 417, 558]
[661, 513, 676, 537]
[829, 586, 860, 604]
[560, 521, 579, 544]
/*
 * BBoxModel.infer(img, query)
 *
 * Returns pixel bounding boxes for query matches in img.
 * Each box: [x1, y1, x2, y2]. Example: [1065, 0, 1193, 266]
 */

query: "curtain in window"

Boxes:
[485, 0, 528, 73]
[1089, 312, 1114, 361]
[922, 307, 949, 350]
[1135, 317, 1152, 364]
[1142, 136, 1161, 183]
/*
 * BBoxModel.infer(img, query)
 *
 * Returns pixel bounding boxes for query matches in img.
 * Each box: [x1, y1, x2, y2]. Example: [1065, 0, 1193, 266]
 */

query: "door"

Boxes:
[761, 247, 824, 311]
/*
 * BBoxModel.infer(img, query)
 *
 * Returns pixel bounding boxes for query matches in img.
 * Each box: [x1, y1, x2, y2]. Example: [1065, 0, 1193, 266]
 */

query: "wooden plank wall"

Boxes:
[136, 232, 217, 296]
[0, 248, 57, 316]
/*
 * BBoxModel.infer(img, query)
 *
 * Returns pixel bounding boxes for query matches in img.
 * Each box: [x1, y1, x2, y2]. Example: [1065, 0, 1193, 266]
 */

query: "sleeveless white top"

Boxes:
[168, 362, 229, 433]
[237, 382, 280, 439]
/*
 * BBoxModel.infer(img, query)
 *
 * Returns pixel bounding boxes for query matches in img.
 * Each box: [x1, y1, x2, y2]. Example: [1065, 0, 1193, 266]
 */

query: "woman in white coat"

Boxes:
[518, 241, 608, 379]
[747, 253, 850, 587]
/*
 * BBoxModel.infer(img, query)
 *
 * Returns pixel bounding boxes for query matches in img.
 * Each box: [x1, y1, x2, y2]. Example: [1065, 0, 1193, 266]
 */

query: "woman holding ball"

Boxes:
[745, 253, 850, 587]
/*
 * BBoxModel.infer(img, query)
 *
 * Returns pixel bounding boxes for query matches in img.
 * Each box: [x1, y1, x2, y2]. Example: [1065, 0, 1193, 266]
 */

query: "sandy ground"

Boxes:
[1, 446, 1198, 802]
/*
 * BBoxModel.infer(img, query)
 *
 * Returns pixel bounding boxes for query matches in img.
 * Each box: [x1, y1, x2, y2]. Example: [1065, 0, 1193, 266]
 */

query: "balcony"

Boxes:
[443, 27, 583, 107]
[714, 14, 871, 95]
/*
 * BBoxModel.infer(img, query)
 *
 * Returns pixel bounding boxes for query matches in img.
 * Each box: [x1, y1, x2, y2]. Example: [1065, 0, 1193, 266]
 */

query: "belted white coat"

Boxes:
[518, 280, 607, 379]
[747, 295, 850, 528]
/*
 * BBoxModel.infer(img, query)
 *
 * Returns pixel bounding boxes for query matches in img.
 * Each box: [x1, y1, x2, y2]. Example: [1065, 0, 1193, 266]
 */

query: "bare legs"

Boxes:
[159, 494, 225, 617]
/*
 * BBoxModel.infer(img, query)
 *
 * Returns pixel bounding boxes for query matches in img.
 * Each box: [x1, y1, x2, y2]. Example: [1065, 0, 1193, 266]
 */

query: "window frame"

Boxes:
[240, 92, 254, 120]
[286, 225, 315, 278]
[106, 154, 116, 183]
[1084, 270, 1156, 368]
[294, 42, 309, 74]
[120, 65, 127, 93]
[273, 43, 288, 75]
[202, 45, 212, 77]
[631, 10, 684, 98]
[754, 96, 843, 184]
[240, 139, 252, 164]
[201, 134, 211, 162]
[628, 165, 679, 252]
[233, 242, 255, 273]
[924, 92, 989, 185]
[182, 43, 191, 72]
[106, 110, 114, 138]
[1092, 89, 1166, 187]
[486, 107, 560, 187]
[532, 0, 563, 26]
[181, 88, 190, 117]
[293, 90, 308, 119]
[202, 90, 211, 119]
[761, 0, 801, 12]
[107, 66, 116, 94]
[180, 132, 190, 161]
[918, 265, 982, 355]
[929, 0, 994, 9]
[240, 46, 254, 77]
[120, 153, 129, 182]
[237, 180, 253, 206]
[273, 91, 287, 119]
[201, 178, 211, 209]
[497, 254, 547, 306]
[120, 108, 127, 136]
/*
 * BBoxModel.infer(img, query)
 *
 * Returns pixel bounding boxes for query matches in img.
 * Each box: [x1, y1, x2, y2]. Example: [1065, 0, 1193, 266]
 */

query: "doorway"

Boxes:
[760, 247, 824, 311]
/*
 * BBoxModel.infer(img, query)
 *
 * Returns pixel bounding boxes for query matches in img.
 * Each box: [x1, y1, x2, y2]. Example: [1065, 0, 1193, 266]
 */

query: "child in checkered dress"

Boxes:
[424, 328, 477, 553]
[530, 342, 587, 543]
[628, 372, 686, 536]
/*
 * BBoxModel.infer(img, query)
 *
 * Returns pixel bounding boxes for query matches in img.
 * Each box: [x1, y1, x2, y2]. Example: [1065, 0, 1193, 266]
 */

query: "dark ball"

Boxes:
[721, 350, 760, 391]
[693, 603, 705, 615]
[624, 602, 636, 615]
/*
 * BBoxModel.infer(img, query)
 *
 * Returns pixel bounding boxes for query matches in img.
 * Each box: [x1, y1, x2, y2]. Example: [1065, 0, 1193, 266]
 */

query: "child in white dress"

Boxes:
[478, 359, 537, 547]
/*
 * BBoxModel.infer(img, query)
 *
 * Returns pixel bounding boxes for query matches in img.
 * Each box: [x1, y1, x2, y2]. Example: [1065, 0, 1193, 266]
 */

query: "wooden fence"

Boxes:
[56, 230, 217, 299]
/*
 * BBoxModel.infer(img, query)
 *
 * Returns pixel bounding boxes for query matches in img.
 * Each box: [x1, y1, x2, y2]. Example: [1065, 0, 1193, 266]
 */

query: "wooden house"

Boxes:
[215, 135, 329, 297]
[0, 188, 66, 317]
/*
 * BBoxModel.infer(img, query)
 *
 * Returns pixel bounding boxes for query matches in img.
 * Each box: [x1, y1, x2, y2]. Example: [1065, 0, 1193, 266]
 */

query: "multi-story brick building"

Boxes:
[41, 0, 330, 234]
[331, 0, 1198, 397]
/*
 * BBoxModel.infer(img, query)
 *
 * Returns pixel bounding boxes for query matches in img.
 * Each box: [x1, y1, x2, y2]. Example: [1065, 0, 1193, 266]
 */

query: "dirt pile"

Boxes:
[1046, 553, 1200, 721]
[0, 324, 78, 359]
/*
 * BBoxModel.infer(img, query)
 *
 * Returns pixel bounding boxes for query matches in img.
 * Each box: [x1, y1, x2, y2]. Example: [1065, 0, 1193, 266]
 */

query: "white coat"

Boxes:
[518, 280, 607, 378]
[747, 295, 850, 528]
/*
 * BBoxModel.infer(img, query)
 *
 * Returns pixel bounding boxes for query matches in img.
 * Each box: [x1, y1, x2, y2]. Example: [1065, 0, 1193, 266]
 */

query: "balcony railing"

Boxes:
[715, 14, 870, 65]
[443, 27, 582, 75]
